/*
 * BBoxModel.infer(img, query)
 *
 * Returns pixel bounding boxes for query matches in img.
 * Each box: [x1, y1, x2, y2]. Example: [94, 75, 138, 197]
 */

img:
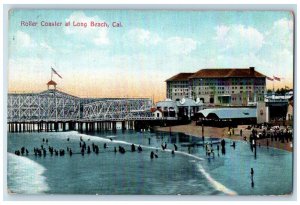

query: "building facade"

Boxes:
[166, 73, 194, 100]
[166, 67, 266, 106]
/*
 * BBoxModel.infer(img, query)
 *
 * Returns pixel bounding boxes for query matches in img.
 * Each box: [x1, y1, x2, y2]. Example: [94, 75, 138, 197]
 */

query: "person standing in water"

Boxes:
[150, 151, 154, 159]
[250, 168, 254, 187]
[174, 144, 178, 151]
[221, 139, 226, 155]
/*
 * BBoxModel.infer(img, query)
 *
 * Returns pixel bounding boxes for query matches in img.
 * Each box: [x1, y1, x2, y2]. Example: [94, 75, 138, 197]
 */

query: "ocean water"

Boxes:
[7, 130, 293, 195]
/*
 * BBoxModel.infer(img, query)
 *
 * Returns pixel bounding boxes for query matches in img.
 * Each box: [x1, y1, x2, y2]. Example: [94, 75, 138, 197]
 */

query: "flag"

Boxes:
[266, 77, 274, 81]
[273, 75, 280, 81]
[51, 67, 62, 78]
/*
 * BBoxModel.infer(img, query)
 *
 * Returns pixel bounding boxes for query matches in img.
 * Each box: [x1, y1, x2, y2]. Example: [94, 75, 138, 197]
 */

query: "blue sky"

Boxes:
[8, 10, 294, 101]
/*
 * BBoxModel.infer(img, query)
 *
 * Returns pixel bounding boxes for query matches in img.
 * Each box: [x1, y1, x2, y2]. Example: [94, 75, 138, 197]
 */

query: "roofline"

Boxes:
[188, 68, 266, 79]
[165, 72, 195, 82]
[166, 75, 266, 81]
[188, 76, 266, 79]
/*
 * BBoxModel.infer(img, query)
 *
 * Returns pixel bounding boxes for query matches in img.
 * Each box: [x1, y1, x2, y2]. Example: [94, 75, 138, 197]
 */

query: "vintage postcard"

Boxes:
[6, 9, 294, 196]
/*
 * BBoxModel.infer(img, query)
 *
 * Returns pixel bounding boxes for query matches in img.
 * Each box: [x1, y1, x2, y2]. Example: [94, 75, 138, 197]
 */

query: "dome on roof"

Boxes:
[179, 98, 186, 105]
[176, 98, 202, 107]
[47, 80, 57, 85]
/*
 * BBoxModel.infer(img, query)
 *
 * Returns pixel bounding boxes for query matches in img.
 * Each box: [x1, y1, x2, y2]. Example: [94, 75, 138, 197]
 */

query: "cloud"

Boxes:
[214, 24, 264, 54]
[274, 17, 293, 31]
[265, 18, 293, 50]
[215, 25, 230, 42]
[64, 11, 109, 45]
[123, 29, 197, 55]
[124, 28, 161, 46]
[14, 31, 32, 48]
[165, 37, 197, 55]
[11, 31, 55, 54]
[39, 42, 55, 53]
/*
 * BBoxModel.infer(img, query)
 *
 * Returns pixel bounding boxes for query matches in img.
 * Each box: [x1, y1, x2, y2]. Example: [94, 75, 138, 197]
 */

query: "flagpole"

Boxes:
[51, 68, 53, 81]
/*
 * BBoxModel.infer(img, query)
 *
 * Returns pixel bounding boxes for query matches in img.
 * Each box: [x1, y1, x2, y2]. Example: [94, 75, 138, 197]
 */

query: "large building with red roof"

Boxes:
[166, 67, 266, 106]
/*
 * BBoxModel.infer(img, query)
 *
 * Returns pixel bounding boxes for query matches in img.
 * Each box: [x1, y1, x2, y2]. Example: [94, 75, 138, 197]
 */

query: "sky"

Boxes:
[8, 10, 294, 102]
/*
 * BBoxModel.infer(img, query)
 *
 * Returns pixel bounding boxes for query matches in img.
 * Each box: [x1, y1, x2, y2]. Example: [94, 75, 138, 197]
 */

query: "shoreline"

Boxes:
[154, 123, 293, 152]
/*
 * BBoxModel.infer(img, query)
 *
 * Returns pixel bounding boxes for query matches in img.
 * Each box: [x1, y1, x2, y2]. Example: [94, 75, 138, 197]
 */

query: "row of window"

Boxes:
[168, 81, 189, 85]
[168, 79, 265, 85]
[174, 93, 189, 96]
[191, 80, 265, 86]
[195, 90, 264, 95]
[173, 88, 189, 92]
[193, 86, 264, 89]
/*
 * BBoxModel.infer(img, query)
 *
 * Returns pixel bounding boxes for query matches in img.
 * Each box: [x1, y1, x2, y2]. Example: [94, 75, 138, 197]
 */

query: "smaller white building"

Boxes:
[150, 108, 163, 119]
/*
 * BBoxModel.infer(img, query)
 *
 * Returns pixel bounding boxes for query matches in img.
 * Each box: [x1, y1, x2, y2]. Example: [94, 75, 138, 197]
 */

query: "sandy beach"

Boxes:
[155, 122, 293, 152]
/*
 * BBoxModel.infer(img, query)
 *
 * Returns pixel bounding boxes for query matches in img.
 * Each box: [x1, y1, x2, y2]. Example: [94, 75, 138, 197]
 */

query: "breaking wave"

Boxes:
[7, 153, 49, 194]
[80, 133, 236, 195]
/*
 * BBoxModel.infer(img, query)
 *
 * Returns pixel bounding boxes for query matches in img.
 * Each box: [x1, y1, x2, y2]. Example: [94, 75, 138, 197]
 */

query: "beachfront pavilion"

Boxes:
[176, 98, 203, 119]
[197, 107, 257, 127]
[156, 98, 203, 119]
[156, 99, 178, 118]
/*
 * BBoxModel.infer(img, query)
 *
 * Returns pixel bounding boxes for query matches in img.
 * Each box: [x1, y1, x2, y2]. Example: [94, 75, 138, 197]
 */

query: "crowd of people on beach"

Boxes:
[202, 138, 229, 158]
[13, 135, 183, 160]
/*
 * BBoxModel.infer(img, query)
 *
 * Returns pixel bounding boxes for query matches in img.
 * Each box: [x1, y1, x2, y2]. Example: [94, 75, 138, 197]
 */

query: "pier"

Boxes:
[7, 88, 166, 133]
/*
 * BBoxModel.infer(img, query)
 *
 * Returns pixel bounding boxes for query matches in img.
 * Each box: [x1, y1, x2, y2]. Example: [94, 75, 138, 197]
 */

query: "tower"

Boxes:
[47, 80, 57, 90]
